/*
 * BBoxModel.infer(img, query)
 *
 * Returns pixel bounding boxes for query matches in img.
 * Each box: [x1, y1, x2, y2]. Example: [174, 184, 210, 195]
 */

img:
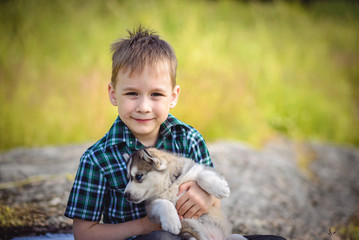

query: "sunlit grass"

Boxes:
[0, 0, 358, 150]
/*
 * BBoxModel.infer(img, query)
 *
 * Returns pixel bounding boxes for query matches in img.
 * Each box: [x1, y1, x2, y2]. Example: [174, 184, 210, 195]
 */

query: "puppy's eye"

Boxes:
[135, 174, 143, 182]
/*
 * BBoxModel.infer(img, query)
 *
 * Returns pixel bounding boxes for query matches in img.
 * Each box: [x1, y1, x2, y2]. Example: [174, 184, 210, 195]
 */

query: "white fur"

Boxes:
[124, 148, 247, 240]
[151, 198, 181, 234]
[197, 170, 230, 199]
[124, 170, 169, 204]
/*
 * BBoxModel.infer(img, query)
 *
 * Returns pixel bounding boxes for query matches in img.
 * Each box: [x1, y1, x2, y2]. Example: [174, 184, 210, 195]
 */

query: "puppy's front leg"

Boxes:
[197, 169, 230, 199]
[146, 199, 182, 235]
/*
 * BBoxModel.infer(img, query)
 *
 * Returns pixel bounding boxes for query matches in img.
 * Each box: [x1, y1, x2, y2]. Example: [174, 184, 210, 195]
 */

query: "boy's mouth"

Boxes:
[133, 118, 153, 123]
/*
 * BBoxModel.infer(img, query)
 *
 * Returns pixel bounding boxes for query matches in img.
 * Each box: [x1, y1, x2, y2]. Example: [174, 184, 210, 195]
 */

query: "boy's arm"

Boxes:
[176, 124, 219, 218]
[73, 216, 161, 240]
[176, 181, 220, 219]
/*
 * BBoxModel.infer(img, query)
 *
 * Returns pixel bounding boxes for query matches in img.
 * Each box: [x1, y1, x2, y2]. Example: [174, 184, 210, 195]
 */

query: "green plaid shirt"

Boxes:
[65, 114, 212, 239]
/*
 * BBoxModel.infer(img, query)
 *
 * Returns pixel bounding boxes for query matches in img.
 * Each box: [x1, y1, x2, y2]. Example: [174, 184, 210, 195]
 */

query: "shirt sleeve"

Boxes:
[186, 128, 214, 167]
[65, 154, 107, 222]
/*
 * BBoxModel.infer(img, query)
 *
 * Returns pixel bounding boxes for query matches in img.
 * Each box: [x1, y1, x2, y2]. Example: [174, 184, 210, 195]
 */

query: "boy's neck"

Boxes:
[136, 133, 159, 147]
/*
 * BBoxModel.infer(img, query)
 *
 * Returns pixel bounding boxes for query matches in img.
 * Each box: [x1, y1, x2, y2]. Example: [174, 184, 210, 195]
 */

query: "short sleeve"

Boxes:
[65, 155, 107, 221]
[186, 129, 213, 167]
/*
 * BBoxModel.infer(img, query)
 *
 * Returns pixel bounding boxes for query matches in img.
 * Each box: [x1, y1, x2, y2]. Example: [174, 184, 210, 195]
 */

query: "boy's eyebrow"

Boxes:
[151, 87, 168, 92]
[122, 86, 168, 92]
[121, 87, 138, 91]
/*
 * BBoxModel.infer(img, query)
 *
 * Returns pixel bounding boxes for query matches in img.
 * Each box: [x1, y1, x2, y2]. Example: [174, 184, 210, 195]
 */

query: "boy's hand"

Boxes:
[176, 181, 216, 219]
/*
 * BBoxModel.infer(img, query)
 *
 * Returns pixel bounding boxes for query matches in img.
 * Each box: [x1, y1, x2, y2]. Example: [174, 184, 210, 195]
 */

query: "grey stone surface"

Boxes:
[1, 140, 358, 239]
[210, 140, 359, 239]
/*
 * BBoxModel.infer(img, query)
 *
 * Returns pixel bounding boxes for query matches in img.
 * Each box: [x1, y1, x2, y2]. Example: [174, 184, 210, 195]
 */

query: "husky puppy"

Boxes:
[124, 148, 247, 240]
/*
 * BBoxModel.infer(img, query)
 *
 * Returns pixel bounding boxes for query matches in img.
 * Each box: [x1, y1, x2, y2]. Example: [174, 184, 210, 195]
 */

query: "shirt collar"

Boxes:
[104, 114, 183, 150]
[104, 116, 138, 150]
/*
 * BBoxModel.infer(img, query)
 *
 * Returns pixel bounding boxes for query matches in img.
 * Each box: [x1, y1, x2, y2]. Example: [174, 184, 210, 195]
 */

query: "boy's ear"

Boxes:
[108, 82, 118, 106]
[169, 85, 180, 109]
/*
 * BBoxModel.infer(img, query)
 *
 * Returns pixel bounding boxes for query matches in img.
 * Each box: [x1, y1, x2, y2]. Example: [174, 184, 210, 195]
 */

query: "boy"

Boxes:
[65, 26, 286, 240]
[65, 26, 218, 240]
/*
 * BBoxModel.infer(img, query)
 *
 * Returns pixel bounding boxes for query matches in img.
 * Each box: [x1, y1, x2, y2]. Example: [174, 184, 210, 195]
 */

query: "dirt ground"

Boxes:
[1, 140, 358, 240]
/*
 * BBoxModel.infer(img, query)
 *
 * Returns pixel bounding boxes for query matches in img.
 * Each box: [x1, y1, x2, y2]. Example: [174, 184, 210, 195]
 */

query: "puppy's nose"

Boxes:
[124, 192, 131, 201]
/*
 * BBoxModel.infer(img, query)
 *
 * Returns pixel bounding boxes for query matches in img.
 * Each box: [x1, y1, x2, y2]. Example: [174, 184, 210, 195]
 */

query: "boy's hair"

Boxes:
[111, 26, 177, 87]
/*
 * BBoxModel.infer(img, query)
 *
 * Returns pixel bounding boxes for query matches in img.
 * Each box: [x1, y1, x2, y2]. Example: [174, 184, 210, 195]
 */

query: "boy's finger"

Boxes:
[177, 198, 193, 216]
[176, 189, 188, 209]
[177, 181, 192, 196]
[194, 209, 205, 219]
[183, 205, 201, 219]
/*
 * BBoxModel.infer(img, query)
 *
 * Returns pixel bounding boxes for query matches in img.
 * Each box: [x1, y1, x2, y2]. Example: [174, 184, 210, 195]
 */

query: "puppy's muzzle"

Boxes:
[124, 192, 131, 201]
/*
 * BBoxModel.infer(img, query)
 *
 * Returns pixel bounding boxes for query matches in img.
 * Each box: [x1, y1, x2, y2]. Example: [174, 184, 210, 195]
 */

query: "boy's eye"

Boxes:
[151, 92, 163, 97]
[135, 174, 143, 182]
[126, 92, 138, 96]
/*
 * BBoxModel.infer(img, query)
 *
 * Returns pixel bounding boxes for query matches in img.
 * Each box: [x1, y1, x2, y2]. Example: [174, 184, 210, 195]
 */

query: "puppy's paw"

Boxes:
[212, 177, 230, 199]
[161, 213, 182, 235]
[198, 171, 230, 199]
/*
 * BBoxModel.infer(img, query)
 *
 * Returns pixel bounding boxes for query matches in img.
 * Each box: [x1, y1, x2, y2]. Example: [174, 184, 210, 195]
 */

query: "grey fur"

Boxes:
[124, 148, 246, 240]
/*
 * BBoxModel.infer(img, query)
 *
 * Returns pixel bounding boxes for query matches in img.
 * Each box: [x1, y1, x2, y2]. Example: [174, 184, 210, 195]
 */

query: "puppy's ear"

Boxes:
[123, 153, 131, 162]
[143, 149, 167, 171]
[123, 153, 132, 179]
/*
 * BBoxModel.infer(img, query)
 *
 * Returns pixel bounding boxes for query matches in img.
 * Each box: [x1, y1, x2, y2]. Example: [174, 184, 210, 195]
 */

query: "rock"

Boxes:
[0, 145, 88, 182]
[49, 198, 62, 206]
[209, 140, 359, 239]
[0, 140, 358, 239]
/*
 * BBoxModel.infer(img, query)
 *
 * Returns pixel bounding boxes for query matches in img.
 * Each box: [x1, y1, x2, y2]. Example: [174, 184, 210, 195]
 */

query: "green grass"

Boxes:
[0, 0, 358, 150]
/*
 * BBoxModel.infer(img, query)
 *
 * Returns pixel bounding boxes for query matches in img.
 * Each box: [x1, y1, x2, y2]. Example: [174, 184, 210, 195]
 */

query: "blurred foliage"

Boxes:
[0, 0, 358, 150]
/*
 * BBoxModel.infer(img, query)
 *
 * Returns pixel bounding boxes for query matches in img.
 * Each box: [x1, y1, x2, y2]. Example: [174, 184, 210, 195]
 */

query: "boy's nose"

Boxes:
[136, 97, 151, 113]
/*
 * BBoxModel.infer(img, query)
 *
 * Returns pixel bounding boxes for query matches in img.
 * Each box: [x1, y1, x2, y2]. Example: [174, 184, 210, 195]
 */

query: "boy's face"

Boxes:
[108, 62, 180, 146]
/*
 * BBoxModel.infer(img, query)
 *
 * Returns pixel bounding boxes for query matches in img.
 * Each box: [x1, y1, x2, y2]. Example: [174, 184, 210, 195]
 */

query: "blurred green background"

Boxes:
[0, 0, 358, 150]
